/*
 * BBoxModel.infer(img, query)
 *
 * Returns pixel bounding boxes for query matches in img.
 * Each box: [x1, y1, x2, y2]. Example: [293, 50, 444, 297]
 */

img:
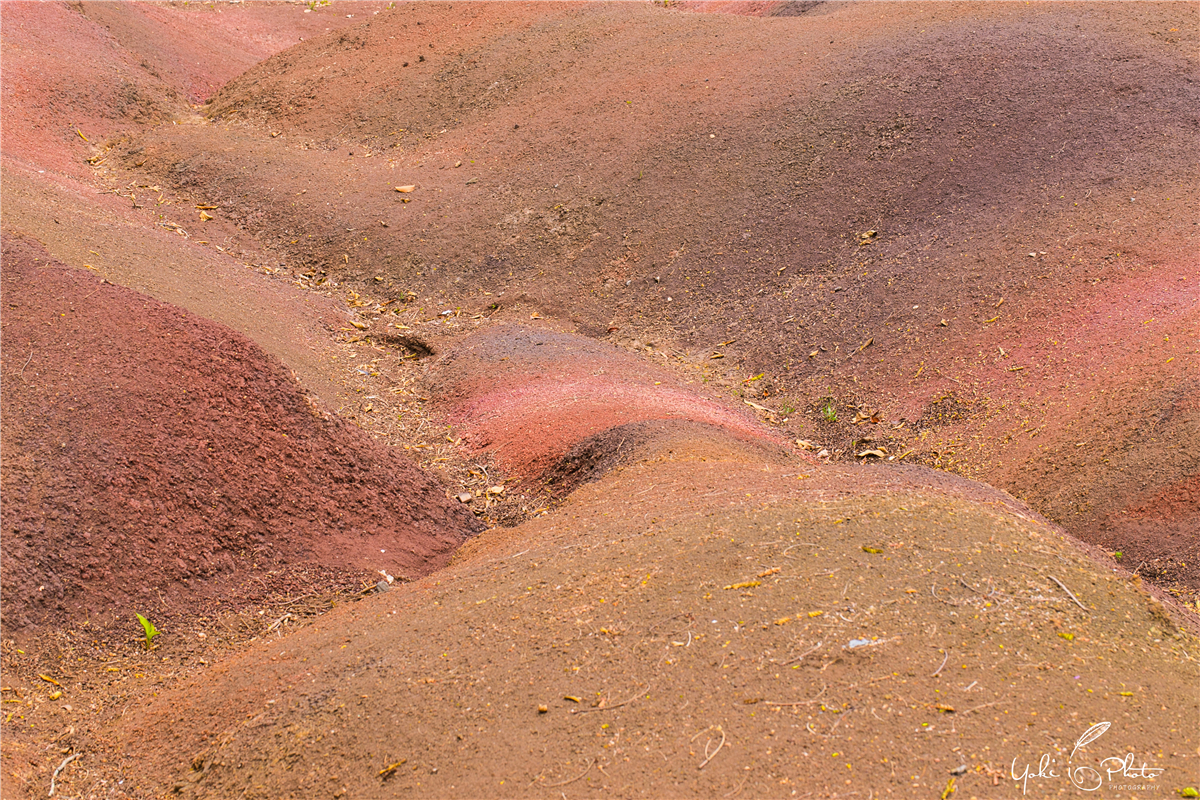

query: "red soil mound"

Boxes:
[430, 323, 796, 486]
[0, 235, 481, 631]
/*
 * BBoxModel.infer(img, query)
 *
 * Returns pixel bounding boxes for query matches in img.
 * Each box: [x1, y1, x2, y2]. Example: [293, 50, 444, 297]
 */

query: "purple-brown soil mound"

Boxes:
[0, 235, 482, 630]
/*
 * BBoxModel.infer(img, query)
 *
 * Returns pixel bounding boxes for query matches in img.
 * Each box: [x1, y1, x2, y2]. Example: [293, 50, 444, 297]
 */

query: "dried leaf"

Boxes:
[862, 546, 884, 554]
[350, 320, 368, 330]
[856, 448, 887, 458]
[757, 567, 781, 578]
[394, 185, 416, 193]
[199, 210, 214, 221]
[724, 580, 762, 590]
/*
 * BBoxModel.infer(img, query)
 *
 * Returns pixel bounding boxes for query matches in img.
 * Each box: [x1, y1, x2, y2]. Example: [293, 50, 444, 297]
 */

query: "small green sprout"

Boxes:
[820, 398, 837, 423]
[1113, 551, 1124, 561]
[136, 613, 160, 650]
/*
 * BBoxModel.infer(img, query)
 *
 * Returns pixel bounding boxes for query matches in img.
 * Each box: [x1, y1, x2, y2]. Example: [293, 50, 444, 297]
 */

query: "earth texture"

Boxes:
[1, 2, 1197, 799]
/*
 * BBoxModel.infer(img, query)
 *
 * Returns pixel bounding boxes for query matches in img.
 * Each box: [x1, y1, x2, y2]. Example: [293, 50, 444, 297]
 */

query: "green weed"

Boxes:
[136, 613, 160, 650]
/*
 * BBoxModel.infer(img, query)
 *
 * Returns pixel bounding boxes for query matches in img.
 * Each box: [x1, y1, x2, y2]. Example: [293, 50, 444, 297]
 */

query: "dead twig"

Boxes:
[83, 279, 109, 300]
[19, 348, 33, 378]
[266, 613, 294, 633]
[840, 674, 893, 691]
[781, 641, 824, 666]
[49, 752, 81, 797]
[696, 725, 726, 769]
[930, 582, 962, 606]
[570, 685, 651, 714]
[806, 713, 847, 739]
[962, 700, 1004, 715]
[931, 651, 949, 678]
[1047, 575, 1088, 612]
[269, 592, 315, 608]
[765, 683, 827, 707]
[724, 769, 750, 797]
[541, 758, 594, 788]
